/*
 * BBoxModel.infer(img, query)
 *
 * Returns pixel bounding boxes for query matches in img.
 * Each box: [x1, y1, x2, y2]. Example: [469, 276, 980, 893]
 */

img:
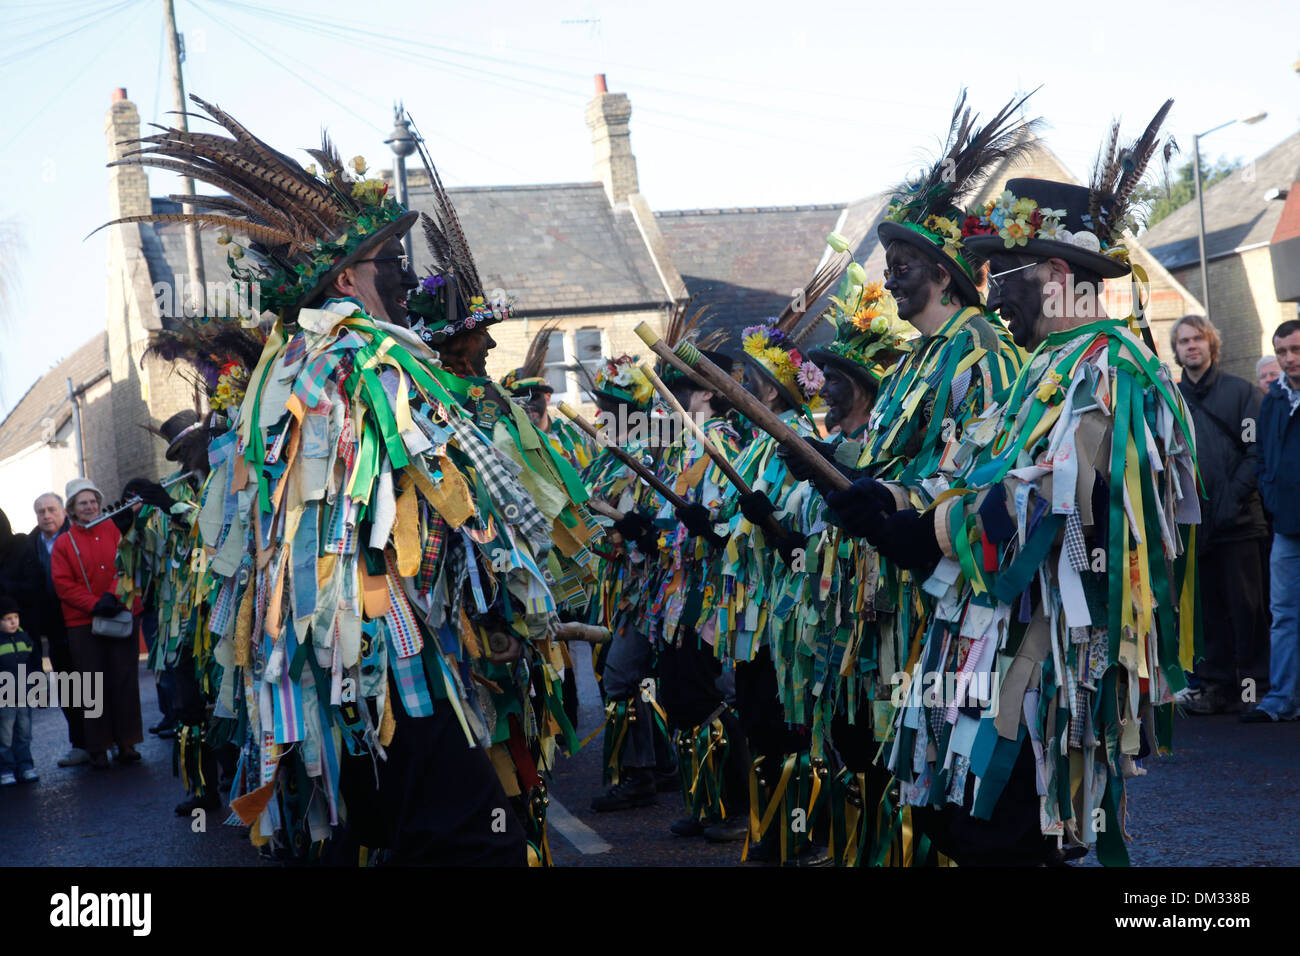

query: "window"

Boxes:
[542, 333, 567, 395]
[573, 327, 604, 403]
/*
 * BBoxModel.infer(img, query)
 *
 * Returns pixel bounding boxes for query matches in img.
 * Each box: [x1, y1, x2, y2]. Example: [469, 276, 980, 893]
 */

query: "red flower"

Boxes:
[788, 348, 802, 364]
[1029, 208, 1043, 230]
[962, 215, 984, 237]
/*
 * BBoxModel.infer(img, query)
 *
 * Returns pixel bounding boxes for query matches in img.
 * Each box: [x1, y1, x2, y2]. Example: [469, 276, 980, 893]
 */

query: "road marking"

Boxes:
[546, 795, 612, 855]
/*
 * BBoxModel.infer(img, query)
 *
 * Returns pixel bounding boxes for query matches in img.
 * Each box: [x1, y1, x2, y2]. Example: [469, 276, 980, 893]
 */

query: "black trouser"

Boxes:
[659, 633, 750, 809]
[171, 646, 218, 797]
[373, 698, 527, 866]
[940, 737, 1055, 866]
[1196, 538, 1271, 698]
[43, 626, 85, 750]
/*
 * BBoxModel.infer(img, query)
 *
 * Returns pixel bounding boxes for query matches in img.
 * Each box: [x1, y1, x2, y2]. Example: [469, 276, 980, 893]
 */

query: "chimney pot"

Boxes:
[112, 87, 128, 103]
[594, 73, 607, 94]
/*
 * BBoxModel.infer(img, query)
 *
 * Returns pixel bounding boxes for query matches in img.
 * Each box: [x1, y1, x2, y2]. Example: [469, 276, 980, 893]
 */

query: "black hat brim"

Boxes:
[807, 348, 880, 393]
[964, 235, 1130, 279]
[878, 221, 981, 305]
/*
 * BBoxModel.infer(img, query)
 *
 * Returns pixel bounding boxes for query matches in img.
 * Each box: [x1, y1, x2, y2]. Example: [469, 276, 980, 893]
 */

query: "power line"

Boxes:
[0, 0, 140, 70]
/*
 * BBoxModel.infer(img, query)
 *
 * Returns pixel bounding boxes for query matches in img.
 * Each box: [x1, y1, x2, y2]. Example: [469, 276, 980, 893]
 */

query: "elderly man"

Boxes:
[1257, 355, 1282, 394]
[20, 493, 88, 766]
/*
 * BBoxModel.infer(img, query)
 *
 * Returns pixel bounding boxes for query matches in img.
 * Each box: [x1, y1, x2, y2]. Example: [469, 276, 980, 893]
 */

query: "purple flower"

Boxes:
[421, 275, 446, 294]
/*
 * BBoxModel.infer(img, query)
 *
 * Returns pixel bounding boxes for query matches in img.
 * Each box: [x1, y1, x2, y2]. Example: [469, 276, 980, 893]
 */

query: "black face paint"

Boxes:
[369, 239, 418, 326]
[741, 363, 776, 408]
[884, 242, 938, 321]
[986, 253, 1044, 350]
[821, 365, 856, 422]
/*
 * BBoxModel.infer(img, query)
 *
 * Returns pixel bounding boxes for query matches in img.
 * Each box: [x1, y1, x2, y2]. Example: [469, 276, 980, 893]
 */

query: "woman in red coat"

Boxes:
[50, 478, 143, 770]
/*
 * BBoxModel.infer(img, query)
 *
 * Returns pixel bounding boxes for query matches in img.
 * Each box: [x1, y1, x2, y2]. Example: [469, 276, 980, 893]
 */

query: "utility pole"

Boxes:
[163, 0, 205, 316]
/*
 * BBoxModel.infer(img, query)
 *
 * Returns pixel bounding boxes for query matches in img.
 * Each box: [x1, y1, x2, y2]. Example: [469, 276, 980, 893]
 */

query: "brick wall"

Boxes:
[585, 91, 639, 206]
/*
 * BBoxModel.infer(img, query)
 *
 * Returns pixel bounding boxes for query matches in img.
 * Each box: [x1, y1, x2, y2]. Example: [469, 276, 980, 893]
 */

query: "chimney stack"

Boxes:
[585, 74, 639, 205]
[105, 89, 150, 219]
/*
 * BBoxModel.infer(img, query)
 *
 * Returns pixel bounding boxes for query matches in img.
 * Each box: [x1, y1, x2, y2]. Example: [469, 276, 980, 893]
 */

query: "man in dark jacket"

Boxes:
[1244, 320, 1300, 722]
[18, 494, 89, 764]
[1171, 316, 1270, 714]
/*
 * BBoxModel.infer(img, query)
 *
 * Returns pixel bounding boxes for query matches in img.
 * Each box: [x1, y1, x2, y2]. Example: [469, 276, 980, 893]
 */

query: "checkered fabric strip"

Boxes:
[383, 555, 424, 658]
[447, 413, 550, 550]
[389, 639, 435, 717]
[208, 574, 238, 639]
[1064, 509, 1089, 571]
[293, 352, 343, 411]
[416, 506, 449, 593]
[281, 333, 306, 368]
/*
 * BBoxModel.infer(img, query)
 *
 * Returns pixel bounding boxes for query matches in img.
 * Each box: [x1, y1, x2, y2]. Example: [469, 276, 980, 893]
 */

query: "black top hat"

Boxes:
[963, 178, 1131, 279]
[159, 410, 203, 462]
[877, 220, 982, 304]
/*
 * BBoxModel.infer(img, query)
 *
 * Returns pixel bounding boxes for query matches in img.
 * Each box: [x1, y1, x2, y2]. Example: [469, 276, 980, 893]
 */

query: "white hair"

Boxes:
[1256, 354, 1281, 375]
[33, 492, 63, 510]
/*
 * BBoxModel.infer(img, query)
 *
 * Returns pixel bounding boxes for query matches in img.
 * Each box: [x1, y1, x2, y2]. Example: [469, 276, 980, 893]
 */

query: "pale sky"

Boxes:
[1, 0, 1297, 413]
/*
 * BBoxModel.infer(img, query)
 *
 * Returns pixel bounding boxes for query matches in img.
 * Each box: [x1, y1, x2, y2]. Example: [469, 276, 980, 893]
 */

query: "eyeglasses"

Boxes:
[355, 254, 411, 271]
[985, 260, 1039, 296]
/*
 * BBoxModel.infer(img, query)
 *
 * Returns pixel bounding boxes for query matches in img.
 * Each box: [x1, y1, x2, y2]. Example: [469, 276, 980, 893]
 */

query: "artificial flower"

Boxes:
[870, 315, 890, 335]
[797, 361, 824, 395]
[216, 231, 233, 246]
[847, 262, 867, 286]
[468, 385, 486, 401]
[304, 163, 318, 177]
[1011, 197, 1038, 219]
[1039, 222, 1069, 242]
[827, 232, 851, 253]
[1039, 208, 1066, 222]
[351, 156, 368, 174]
[999, 219, 1033, 248]
[862, 280, 885, 301]
[994, 190, 1016, 214]
[1070, 232, 1101, 253]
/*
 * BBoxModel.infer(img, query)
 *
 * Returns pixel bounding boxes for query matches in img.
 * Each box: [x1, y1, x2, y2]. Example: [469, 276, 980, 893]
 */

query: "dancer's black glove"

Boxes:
[675, 503, 727, 547]
[825, 476, 897, 537]
[775, 532, 808, 567]
[871, 509, 942, 571]
[739, 491, 777, 528]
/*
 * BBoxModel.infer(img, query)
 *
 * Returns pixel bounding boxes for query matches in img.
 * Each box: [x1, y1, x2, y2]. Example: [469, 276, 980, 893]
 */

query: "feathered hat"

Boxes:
[92, 94, 417, 319]
[405, 120, 514, 344]
[962, 99, 1175, 279]
[739, 251, 850, 411]
[878, 89, 1043, 304]
[808, 261, 911, 393]
[658, 297, 733, 386]
[500, 322, 560, 396]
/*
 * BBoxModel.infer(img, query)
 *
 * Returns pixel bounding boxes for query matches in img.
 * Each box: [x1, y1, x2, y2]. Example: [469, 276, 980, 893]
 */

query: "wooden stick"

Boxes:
[586, 498, 623, 521]
[639, 362, 784, 540]
[551, 622, 613, 644]
[634, 323, 852, 492]
[556, 402, 691, 510]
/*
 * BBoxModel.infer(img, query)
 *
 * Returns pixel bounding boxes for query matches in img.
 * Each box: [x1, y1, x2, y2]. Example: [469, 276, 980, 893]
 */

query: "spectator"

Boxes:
[19, 493, 90, 766]
[0, 508, 41, 615]
[1245, 320, 1300, 722]
[1257, 355, 1282, 394]
[50, 478, 143, 770]
[1171, 315, 1270, 714]
[0, 595, 38, 784]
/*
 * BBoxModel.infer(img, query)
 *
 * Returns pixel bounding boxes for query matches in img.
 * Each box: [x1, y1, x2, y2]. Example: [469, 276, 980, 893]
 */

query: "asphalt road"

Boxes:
[2, 653, 1296, 866]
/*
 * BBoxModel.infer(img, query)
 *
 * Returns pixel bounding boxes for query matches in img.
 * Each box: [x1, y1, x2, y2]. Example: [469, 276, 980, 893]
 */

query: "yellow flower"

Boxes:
[847, 262, 867, 286]
[870, 316, 890, 335]
[851, 304, 882, 331]
[216, 231, 232, 246]
[1011, 197, 1038, 219]
[351, 156, 367, 175]
[826, 232, 850, 253]
[861, 280, 885, 302]
[304, 163, 318, 177]
[742, 331, 769, 355]
[230, 244, 245, 260]
[1000, 218, 1033, 248]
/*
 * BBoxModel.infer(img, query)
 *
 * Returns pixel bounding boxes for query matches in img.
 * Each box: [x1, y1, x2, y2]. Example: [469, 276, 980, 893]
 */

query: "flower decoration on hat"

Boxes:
[742, 319, 822, 407]
[810, 269, 912, 385]
[593, 355, 655, 409]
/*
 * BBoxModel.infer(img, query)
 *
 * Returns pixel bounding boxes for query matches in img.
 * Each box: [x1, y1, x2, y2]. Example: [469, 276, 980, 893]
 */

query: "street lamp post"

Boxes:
[385, 103, 419, 263]
[1193, 111, 1267, 324]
